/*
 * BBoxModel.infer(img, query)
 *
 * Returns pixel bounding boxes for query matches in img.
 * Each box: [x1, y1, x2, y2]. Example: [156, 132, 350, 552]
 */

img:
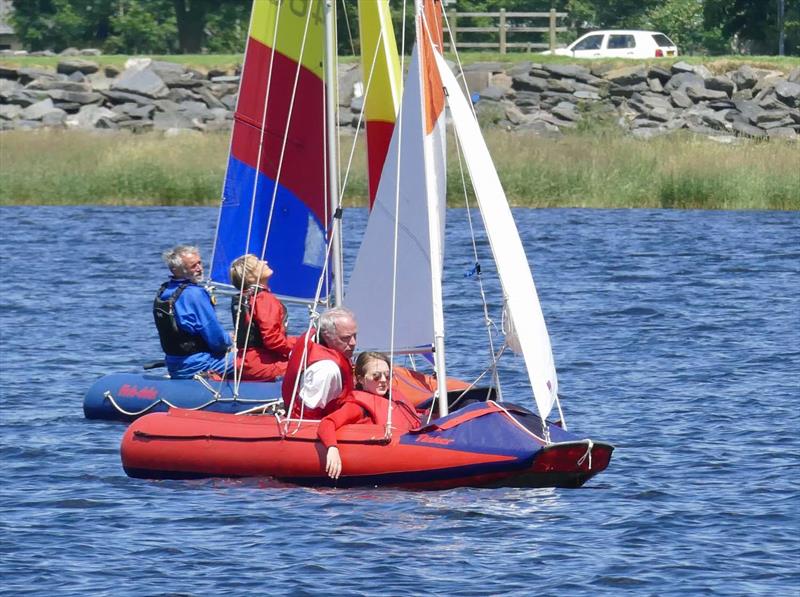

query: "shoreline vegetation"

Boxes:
[1, 54, 798, 210]
[1, 128, 797, 210]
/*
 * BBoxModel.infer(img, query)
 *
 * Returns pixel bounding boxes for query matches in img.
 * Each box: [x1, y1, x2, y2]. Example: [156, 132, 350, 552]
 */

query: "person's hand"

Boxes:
[326, 446, 342, 480]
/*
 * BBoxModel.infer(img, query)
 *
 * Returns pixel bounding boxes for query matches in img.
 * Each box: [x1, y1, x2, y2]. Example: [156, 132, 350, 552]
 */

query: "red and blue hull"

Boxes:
[121, 402, 613, 489]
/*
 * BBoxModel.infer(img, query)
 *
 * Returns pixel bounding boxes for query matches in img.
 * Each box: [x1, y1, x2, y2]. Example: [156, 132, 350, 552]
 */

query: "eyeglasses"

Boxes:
[337, 333, 357, 343]
[368, 371, 389, 381]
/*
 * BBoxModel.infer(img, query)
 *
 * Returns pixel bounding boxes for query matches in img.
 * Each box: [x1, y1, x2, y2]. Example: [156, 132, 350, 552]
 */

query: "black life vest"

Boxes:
[231, 287, 263, 349]
[153, 281, 211, 356]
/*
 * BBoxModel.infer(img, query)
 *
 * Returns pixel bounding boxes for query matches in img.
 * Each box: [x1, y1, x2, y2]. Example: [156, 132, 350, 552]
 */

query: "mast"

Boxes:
[324, 0, 344, 306]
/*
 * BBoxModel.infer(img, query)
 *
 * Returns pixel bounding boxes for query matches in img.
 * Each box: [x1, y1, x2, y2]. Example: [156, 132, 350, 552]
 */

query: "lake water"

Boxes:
[1, 206, 798, 596]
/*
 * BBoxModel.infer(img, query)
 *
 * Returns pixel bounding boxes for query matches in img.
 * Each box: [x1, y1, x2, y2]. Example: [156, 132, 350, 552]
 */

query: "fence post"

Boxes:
[449, 9, 457, 49]
[499, 8, 506, 54]
[549, 8, 556, 51]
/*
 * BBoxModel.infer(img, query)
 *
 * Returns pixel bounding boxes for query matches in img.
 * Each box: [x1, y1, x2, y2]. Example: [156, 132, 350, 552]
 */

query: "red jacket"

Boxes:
[235, 289, 296, 381]
[281, 331, 354, 419]
[317, 389, 421, 448]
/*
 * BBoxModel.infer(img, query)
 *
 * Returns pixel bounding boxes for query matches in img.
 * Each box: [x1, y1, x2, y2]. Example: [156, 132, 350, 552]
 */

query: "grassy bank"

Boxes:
[2, 53, 798, 74]
[1, 129, 797, 209]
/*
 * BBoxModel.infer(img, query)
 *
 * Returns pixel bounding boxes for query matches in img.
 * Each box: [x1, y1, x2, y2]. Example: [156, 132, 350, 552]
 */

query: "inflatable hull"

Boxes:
[83, 372, 283, 422]
[121, 402, 613, 489]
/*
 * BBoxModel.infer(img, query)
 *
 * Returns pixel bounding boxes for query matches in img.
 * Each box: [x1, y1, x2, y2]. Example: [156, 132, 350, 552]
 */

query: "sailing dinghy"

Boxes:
[121, 0, 613, 489]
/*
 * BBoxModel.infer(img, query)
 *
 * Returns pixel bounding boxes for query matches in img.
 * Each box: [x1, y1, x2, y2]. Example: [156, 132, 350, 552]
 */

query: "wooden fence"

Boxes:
[446, 8, 568, 53]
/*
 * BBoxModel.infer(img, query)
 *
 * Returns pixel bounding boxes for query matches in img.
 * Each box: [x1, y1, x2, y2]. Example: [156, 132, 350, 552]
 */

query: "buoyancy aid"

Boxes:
[153, 281, 211, 356]
[281, 331, 354, 419]
[347, 390, 420, 433]
[231, 287, 266, 349]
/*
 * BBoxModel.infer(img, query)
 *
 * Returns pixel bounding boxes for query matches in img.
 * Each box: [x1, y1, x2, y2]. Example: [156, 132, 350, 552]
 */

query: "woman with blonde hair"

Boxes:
[229, 254, 295, 381]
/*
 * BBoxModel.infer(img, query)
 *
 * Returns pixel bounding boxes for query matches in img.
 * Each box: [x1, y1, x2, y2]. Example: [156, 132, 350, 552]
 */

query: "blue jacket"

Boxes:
[159, 278, 232, 378]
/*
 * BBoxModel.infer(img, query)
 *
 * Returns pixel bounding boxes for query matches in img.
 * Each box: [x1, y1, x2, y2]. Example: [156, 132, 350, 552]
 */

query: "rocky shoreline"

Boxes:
[1, 57, 798, 141]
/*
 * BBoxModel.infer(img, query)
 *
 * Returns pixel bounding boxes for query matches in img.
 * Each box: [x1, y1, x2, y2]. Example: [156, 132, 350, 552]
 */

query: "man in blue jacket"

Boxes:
[154, 245, 234, 379]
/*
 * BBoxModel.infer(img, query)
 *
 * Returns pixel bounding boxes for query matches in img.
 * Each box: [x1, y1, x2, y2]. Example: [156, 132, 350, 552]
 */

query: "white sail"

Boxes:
[345, 44, 447, 354]
[435, 53, 559, 421]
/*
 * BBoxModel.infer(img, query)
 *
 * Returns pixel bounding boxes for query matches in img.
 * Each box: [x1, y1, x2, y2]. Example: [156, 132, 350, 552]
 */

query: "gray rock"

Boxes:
[46, 89, 103, 104]
[57, 59, 99, 75]
[0, 65, 19, 79]
[17, 68, 60, 85]
[671, 61, 696, 74]
[59, 47, 81, 57]
[25, 78, 90, 92]
[731, 65, 758, 90]
[153, 110, 196, 130]
[707, 100, 736, 111]
[788, 67, 800, 83]
[464, 62, 505, 73]
[193, 86, 226, 109]
[113, 103, 156, 119]
[111, 67, 169, 98]
[669, 89, 694, 108]
[551, 101, 580, 122]
[609, 82, 648, 98]
[350, 95, 364, 113]
[573, 90, 600, 101]
[167, 87, 204, 103]
[0, 78, 22, 100]
[604, 66, 647, 86]
[65, 104, 117, 128]
[153, 99, 181, 113]
[80, 48, 103, 56]
[758, 116, 795, 129]
[512, 74, 548, 93]
[480, 85, 506, 101]
[766, 127, 797, 139]
[543, 64, 591, 80]
[513, 91, 540, 107]
[104, 65, 122, 78]
[665, 71, 705, 92]
[506, 62, 532, 77]
[68, 70, 88, 83]
[41, 109, 67, 127]
[211, 75, 240, 84]
[21, 98, 60, 120]
[547, 77, 575, 93]
[647, 77, 664, 93]
[463, 70, 490, 93]
[221, 94, 238, 111]
[647, 66, 672, 82]
[706, 75, 734, 96]
[693, 64, 713, 79]
[490, 73, 514, 92]
[774, 81, 800, 107]
[101, 89, 155, 106]
[731, 120, 767, 138]
[686, 86, 729, 102]
[0, 104, 22, 120]
[504, 104, 526, 125]
[5, 89, 50, 107]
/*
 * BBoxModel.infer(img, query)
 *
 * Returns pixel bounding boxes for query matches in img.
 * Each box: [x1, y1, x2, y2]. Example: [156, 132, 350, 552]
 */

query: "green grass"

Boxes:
[2, 52, 797, 73]
[1, 129, 797, 209]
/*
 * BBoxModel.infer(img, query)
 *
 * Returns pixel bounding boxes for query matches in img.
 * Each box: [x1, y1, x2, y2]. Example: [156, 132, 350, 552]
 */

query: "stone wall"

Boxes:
[1, 57, 798, 141]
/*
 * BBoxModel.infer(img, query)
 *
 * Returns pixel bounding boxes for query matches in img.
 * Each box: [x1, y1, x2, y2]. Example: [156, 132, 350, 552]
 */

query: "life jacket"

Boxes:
[153, 281, 211, 356]
[347, 390, 420, 433]
[281, 331, 354, 419]
[231, 286, 271, 349]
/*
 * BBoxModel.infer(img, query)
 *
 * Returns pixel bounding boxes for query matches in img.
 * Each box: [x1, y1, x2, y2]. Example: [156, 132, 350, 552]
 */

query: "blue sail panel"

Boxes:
[211, 156, 329, 301]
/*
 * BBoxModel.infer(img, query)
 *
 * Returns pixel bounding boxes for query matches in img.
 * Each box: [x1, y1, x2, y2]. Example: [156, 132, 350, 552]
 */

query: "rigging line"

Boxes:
[452, 122, 503, 402]
[339, 26, 384, 199]
[230, 0, 286, 391]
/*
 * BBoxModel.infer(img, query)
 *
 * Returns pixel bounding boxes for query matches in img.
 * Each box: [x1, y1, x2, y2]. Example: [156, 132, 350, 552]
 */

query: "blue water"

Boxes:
[1, 206, 798, 596]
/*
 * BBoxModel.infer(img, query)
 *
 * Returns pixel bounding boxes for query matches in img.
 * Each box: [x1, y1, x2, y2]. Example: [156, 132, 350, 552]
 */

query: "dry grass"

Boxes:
[1, 128, 797, 210]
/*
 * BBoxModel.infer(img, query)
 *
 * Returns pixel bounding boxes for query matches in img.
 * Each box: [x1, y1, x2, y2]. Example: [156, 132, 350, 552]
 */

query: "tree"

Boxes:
[643, 0, 706, 54]
[704, 0, 799, 55]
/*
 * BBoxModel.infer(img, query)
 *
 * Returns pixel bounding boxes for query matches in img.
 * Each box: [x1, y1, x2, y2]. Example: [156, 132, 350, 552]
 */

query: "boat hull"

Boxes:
[120, 402, 613, 489]
[83, 372, 282, 422]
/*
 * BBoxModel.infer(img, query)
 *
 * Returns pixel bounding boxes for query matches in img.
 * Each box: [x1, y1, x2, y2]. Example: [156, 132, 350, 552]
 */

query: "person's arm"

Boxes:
[299, 360, 342, 410]
[253, 292, 292, 356]
[318, 402, 364, 480]
[176, 286, 232, 353]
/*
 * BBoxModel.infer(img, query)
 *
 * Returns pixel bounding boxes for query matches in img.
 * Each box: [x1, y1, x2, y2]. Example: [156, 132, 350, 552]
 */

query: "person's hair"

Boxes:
[354, 352, 390, 386]
[229, 254, 262, 290]
[318, 307, 355, 345]
[162, 244, 200, 274]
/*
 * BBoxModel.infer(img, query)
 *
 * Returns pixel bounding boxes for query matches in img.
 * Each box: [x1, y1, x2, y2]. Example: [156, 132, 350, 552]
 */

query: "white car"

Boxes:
[543, 30, 678, 59]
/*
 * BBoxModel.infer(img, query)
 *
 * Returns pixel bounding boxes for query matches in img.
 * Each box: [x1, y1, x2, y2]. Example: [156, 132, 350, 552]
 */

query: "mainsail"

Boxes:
[210, 0, 331, 301]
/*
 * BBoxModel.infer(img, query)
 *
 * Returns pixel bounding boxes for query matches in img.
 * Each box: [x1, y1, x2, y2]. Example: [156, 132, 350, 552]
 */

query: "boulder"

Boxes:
[512, 74, 548, 93]
[542, 64, 591, 80]
[65, 104, 117, 128]
[0, 65, 18, 80]
[730, 120, 767, 138]
[463, 70, 491, 94]
[685, 85, 729, 102]
[705, 75, 735, 96]
[774, 81, 800, 107]
[111, 66, 169, 99]
[731, 65, 758, 90]
[670, 89, 693, 109]
[671, 61, 696, 74]
[57, 59, 99, 75]
[551, 101, 580, 122]
[0, 78, 22, 100]
[479, 85, 506, 101]
[665, 71, 705, 92]
[21, 98, 61, 120]
[0, 104, 22, 120]
[647, 66, 672, 83]
[17, 68, 60, 85]
[603, 66, 647, 87]
[101, 89, 156, 106]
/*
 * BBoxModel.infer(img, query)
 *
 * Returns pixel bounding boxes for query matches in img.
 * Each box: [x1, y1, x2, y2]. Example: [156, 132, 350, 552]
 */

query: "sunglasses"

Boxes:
[367, 371, 389, 381]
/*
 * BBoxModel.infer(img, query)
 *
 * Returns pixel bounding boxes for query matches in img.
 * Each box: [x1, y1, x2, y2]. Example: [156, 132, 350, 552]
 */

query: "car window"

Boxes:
[652, 34, 675, 47]
[572, 34, 603, 51]
[608, 35, 636, 49]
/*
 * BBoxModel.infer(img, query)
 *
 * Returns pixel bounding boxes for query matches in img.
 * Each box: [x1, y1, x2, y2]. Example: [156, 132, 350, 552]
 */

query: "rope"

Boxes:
[577, 439, 594, 470]
[101, 390, 279, 419]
